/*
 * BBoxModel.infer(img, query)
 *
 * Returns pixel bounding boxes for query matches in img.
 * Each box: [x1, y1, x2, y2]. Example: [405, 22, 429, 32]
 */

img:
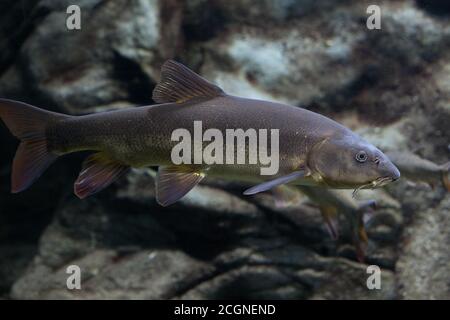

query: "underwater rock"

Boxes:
[0, 0, 182, 113]
[0, 245, 36, 298]
[180, 243, 396, 300]
[196, 0, 450, 122]
[396, 196, 450, 299]
[12, 248, 217, 299]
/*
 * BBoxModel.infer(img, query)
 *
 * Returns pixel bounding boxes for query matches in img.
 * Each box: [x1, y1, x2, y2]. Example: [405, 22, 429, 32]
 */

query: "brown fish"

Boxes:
[386, 150, 450, 191]
[0, 60, 400, 206]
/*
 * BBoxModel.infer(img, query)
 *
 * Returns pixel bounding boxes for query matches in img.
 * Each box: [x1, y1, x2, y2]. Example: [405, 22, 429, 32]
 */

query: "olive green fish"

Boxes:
[0, 60, 400, 205]
[386, 150, 450, 191]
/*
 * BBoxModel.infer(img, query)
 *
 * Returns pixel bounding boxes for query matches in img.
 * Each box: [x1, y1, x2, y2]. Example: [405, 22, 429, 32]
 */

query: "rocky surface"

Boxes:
[0, 0, 449, 299]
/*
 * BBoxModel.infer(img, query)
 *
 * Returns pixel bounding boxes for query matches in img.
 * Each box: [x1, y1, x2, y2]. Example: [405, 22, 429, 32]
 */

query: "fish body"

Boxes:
[46, 94, 379, 184]
[386, 150, 450, 191]
[48, 96, 343, 180]
[0, 60, 400, 205]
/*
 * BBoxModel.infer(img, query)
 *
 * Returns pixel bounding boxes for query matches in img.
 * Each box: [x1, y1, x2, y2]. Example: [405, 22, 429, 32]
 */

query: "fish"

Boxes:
[386, 150, 450, 191]
[296, 186, 376, 262]
[0, 60, 400, 206]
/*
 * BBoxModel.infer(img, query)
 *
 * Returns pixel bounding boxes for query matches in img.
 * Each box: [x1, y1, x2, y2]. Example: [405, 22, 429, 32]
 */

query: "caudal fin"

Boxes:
[0, 99, 69, 193]
[442, 162, 450, 192]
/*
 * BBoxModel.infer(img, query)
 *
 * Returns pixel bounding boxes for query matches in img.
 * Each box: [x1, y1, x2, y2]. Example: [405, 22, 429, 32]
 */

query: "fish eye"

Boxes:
[355, 151, 368, 163]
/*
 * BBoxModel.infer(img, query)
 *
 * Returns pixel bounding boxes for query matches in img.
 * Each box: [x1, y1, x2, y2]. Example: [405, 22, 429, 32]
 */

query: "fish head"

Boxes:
[308, 135, 400, 189]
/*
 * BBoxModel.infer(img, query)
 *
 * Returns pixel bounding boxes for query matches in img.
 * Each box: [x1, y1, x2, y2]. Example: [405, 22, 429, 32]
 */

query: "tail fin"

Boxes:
[442, 162, 450, 192]
[0, 99, 69, 193]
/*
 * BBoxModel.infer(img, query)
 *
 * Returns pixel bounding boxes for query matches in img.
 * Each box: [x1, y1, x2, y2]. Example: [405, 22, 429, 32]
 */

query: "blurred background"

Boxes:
[0, 0, 449, 299]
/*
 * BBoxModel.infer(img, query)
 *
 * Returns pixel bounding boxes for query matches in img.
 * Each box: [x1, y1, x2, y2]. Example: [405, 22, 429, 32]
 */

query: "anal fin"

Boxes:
[156, 165, 205, 206]
[74, 153, 129, 199]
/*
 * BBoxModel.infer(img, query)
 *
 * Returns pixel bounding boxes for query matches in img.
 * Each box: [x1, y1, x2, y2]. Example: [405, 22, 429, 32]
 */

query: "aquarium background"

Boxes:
[0, 0, 449, 299]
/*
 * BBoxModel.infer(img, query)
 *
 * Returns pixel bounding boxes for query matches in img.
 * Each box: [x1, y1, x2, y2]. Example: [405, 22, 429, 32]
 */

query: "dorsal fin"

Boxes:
[152, 60, 225, 104]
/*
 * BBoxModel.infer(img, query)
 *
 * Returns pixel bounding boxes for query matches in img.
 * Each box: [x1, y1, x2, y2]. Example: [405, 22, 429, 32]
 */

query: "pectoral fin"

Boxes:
[74, 153, 129, 199]
[156, 165, 205, 206]
[243, 171, 305, 195]
[319, 205, 339, 240]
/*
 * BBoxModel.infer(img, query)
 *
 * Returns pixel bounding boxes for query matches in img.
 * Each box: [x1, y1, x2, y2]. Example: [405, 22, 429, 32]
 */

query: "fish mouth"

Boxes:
[352, 176, 396, 197]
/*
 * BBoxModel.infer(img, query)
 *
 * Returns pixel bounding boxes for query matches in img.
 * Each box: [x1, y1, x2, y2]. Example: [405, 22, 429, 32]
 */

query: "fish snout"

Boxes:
[380, 159, 400, 182]
[392, 172, 400, 181]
